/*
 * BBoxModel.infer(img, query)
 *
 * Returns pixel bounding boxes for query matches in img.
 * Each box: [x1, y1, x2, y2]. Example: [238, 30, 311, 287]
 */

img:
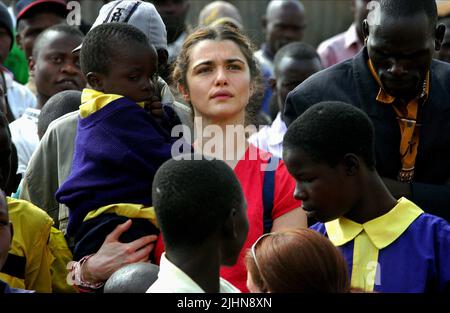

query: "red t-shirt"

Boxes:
[153, 145, 301, 292]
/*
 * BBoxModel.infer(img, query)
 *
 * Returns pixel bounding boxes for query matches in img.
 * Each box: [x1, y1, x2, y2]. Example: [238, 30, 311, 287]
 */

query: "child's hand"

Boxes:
[144, 95, 164, 121]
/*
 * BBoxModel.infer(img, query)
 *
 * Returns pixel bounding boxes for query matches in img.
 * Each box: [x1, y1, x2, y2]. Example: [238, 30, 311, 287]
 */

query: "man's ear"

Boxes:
[342, 153, 360, 176]
[28, 57, 36, 76]
[435, 23, 446, 51]
[86, 72, 103, 91]
[178, 84, 190, 102]
[362, 19, 369, 45]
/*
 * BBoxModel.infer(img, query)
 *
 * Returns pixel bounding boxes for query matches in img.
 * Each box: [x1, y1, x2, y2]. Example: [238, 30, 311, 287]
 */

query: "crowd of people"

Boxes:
[0, 0, 449, 294]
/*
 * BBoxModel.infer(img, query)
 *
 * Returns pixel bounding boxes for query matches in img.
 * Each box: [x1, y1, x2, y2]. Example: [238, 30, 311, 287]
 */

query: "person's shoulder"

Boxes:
[47, 110, 80, 132]
[413, 212, 450, 233]
[10, 79, 35, 97]
[294, 57, 353, 91]
[6, 197, 53, 226]
[317, 30, 346, 53]
[431, 59, 450, 85]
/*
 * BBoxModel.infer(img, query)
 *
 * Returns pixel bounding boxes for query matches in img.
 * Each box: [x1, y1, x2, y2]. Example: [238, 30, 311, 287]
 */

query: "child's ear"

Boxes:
[86, 72, 103, 91]
[342, 153, 360, 176]
[178, 84, 190, 102]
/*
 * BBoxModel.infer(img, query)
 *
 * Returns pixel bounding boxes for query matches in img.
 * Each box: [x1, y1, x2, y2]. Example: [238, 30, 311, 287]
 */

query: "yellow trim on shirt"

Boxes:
[79, 89, 145, 118]
[325, 197, 423, 291]
[325, 197, 423, 249]
[350, 231, 379, 292]
[83, 203, 158, 228]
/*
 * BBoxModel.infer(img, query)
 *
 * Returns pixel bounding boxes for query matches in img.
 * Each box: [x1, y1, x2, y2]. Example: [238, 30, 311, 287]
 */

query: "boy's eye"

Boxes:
[128, 75, 139, 81]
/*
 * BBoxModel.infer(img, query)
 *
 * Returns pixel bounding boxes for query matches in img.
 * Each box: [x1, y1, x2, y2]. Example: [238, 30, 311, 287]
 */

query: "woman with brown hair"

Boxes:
[245, 228, 351, 293]
[153, 24, 307, 292]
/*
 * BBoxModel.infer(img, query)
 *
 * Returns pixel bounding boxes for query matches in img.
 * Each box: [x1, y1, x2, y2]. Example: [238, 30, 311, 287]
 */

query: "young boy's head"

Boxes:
[37, 90, 81, 139]
[104, 262, 160, 293]
[80, 23, 158, 103]
[30, 24, 85, 107]
[273, 42, 322, 114]
[152, 155, 248, 266]
[282, 101, 376, 223]
[0, 112, 11, 191]
[0, 188, 12, 271]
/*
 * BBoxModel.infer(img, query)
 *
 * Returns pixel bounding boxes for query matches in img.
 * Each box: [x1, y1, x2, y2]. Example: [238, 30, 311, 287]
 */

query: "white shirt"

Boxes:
[3, 69, 37, 119]
[146, 253, 240, 293]
[317, 23, 364, 69]
[9, 108, 40, 175]
[254, 49, 274, 77]
[248, 112, 287, 159]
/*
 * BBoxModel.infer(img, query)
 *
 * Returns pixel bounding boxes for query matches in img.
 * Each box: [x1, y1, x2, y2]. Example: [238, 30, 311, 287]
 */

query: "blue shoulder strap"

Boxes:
[263, 156, 280, 233]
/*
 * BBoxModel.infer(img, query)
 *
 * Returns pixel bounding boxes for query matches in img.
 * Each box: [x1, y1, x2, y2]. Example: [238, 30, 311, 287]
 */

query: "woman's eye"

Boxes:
[196, 67, 212, 74]
[227, 64, 241, 70]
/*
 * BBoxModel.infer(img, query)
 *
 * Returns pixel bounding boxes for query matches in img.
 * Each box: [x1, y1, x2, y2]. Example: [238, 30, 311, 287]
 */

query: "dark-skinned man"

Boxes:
[284, 0, 450, 222]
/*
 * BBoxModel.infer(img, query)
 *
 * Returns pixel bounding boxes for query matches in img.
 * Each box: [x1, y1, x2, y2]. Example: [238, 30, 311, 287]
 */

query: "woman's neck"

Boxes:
[193, 114, 250, 169]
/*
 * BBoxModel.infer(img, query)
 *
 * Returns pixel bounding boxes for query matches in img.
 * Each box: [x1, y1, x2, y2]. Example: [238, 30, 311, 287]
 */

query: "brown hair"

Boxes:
[172, 24, 263, 125]
[245, 228, 351, 293]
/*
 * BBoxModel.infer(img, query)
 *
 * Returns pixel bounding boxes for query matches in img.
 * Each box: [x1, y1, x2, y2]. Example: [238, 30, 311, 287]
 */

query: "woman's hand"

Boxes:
[82, 219, 158, 283]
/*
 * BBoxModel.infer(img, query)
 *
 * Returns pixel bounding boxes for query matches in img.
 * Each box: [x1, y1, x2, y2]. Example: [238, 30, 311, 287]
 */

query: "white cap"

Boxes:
[73, 0, 167, 53]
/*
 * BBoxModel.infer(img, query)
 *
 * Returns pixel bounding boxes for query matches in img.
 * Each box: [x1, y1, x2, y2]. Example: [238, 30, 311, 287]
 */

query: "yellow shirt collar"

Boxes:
[367, 59, 430, 104]
[324, 197, 423, 249]
[79, 89, 145, 118]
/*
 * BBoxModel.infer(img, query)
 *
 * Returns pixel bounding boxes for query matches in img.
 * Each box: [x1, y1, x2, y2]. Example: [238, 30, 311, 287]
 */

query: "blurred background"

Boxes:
[75, 0, 353, 48]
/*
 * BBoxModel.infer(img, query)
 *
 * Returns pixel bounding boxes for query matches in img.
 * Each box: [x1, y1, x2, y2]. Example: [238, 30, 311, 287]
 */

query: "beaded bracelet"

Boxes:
[68, 254, 104, 291]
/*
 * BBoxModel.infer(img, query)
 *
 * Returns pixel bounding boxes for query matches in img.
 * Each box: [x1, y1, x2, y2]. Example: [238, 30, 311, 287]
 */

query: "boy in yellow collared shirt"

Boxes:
[283, 101, 450, 293]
